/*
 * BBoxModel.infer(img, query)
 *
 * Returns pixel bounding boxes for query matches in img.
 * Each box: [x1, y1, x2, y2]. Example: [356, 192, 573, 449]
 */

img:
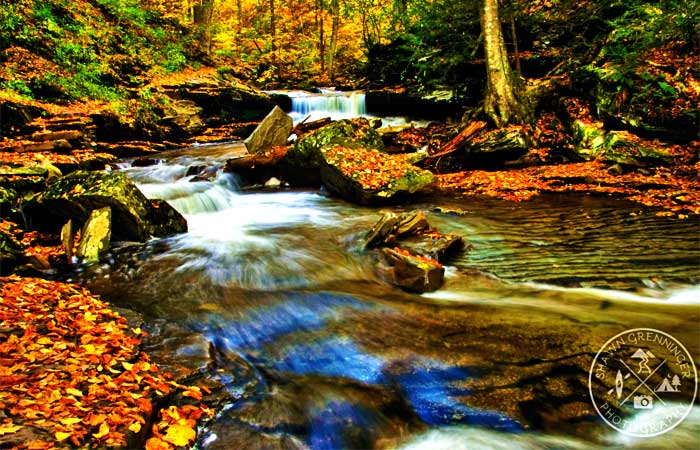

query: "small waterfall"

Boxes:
[286, 90, 367, 122]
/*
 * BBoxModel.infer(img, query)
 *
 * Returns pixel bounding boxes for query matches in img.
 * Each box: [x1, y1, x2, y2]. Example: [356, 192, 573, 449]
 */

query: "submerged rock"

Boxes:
[244, 106, 293, 154]
[24, 171, 187, 241]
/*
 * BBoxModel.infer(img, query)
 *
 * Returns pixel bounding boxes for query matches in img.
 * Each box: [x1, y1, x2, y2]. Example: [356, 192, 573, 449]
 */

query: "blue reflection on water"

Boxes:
[308, 400, 378, 450]
[393, 363, 522, 431]
[201, 292, 372, 350]
[200, 291, 522, 447]
[271, 337, 387, 385]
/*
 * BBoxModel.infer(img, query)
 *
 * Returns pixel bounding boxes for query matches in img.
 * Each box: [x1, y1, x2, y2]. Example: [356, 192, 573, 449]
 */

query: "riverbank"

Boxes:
[0, 276, 211, 449]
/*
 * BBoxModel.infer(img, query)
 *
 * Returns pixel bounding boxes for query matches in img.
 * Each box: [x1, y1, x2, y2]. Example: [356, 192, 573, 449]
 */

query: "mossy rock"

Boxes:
[0, 165, 49, 193]
[0, 223, 24, 274]
[319, 145, 435, 205]
[281, 118, 385, 186]
[24, 171, 187, 241]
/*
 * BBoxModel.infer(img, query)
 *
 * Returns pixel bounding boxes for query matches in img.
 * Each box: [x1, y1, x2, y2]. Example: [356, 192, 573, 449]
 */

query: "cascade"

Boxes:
[287, 91, 367, 122]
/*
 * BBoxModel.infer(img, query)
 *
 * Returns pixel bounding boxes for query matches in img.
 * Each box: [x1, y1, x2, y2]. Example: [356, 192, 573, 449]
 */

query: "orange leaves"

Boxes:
[0, 276, 211, 449]
[437, 156, 700, 217]
[324, 145, 414, 191]
[146, 405, 212, 450]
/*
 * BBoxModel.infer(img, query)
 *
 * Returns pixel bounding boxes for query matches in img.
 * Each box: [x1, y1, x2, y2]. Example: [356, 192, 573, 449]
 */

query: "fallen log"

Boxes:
[291, 117, 332, 137]
[423, 120, 487, 165]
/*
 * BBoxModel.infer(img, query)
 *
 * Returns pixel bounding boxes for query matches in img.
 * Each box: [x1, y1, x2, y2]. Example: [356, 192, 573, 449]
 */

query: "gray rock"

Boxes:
[244, 106, 293, 154]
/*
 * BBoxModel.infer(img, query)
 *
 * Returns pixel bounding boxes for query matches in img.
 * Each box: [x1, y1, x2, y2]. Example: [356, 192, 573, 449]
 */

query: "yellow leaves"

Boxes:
[163, 424, 196, 446]
[59, 417, 82, 425]
[0, 424, 22, 435]
[122, 361, 134, 371]
[66, 387, 83, 397]
[54, 431, 72, 441]
[92, 421, 110, 439]
[128, 422, 142, 433]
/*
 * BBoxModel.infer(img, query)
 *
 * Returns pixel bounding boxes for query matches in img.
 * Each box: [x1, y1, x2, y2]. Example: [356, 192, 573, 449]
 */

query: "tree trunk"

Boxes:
[192, 0, 215, 55]
[328, 0, 339, 82]
[480, 0, 527, 127]
[317, 0, 325, 73]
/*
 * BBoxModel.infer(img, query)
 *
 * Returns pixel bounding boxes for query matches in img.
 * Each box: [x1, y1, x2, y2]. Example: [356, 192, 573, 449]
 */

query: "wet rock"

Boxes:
[465, 126, 531, 167]
[144, 327, 213, 382]
[319, 146, 435, 205]
[224, 146, 288, 185]
[364, 211, 429, 249]
[281, 118, 385, 186]
[377, 247, 445, 293]
[244, 106, 293, 154]
[394, 233, 464, 263]
[75, 207, 112, 262]
[132, 157, 161, 167]
[365, 211, 464, 263]
[24, 171, 187, 241]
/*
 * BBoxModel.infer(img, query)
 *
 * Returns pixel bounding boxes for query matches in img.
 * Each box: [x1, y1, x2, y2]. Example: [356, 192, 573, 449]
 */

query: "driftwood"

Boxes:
[224, 146, 289, 173]
[291, 116, 332, 137]
[423, 120, 487, 165]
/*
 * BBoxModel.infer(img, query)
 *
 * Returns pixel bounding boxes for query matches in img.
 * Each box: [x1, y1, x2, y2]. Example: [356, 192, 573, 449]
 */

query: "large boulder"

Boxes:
[244, 106, 293, 153]
[24, 171, 187, 241]
[281, 118, 385, 186]
[319, 145, 435, 205]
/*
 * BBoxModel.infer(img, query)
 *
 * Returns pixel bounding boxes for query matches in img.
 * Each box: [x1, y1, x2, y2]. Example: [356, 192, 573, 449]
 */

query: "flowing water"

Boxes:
[74, 97, 699, 449]
[268, 89, 424, 127]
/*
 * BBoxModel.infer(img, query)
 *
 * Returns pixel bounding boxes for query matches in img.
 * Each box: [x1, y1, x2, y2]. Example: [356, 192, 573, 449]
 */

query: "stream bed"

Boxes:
[69, 141, 700, 450]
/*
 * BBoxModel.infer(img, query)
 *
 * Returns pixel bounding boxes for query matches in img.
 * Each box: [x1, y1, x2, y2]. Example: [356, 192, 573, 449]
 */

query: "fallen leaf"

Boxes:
[0, 424, 22, 435]
[92, 421, 109, 439]
[163, 424, 196, 446]
[54, 431, 71, 441]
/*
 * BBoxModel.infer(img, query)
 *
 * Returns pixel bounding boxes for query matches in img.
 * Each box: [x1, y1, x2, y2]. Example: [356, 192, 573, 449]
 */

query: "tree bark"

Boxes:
[192, 0, 215, 55]
[328, 0, 340, 82]
[317, 0, 326, 73]
[480, 0, 527, 126]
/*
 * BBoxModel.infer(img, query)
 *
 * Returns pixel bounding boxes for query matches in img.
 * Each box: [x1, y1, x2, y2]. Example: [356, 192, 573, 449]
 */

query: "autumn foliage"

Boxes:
[0, 276, 210, 449]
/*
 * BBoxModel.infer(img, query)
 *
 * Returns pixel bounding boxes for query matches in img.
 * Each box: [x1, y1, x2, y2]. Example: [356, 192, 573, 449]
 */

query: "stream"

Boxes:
[74, 95, 699, 449]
